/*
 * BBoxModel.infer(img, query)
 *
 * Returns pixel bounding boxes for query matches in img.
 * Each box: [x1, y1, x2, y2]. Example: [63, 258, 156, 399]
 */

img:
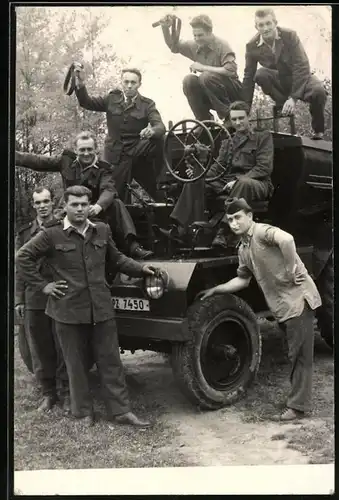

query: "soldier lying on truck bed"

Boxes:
[160, 101, 274, 248]
[15, 131, 153, 260]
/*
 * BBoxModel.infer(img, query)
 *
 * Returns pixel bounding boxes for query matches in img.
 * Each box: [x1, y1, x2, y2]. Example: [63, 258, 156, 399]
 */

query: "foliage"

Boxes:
[14, 7, 332, 226]
[15, 6, 129, 226]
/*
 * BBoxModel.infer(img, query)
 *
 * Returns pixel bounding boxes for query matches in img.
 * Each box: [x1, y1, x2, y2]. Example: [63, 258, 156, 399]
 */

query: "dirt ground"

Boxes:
[14, 320, 334, 471]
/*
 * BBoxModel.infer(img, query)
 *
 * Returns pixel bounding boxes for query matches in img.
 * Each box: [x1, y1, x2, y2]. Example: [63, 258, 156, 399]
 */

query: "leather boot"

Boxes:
[212, 227, 228, 249]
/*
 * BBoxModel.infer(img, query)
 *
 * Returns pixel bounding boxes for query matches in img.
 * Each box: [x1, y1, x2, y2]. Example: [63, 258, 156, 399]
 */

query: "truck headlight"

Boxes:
[144, 270, 169, 299]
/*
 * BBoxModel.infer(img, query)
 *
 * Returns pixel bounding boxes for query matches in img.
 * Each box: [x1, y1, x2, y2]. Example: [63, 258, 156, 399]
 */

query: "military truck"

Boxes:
[17, 115, 333, 411]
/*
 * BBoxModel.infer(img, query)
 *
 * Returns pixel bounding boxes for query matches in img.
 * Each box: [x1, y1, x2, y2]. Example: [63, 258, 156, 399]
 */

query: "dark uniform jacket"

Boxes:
[15, 220, 145, 325]
[15, 217, 59, 309]
[15, 150, 118, 211]
[207, 129, 274, 191]
[75, 86, 166, 164]
[242, 27, 313, 106]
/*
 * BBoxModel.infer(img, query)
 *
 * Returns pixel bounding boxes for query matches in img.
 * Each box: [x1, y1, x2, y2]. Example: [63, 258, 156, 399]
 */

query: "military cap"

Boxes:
[225, 197, 253, 214]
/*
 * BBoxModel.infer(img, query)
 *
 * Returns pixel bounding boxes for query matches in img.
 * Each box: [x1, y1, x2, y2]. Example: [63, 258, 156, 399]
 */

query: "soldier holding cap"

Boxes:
[159, 14, 243, 122]
[200, 198, 322, 421]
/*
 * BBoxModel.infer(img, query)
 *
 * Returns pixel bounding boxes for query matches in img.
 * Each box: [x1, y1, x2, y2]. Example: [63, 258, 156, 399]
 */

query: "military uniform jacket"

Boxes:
[207, 129, 274, 190]
[75, 86, 166, 164]
[15, 218, 59, 309]
[15, 150, 118, 211]
[15, 220, 145, 324]
[242, 27, 312, 106]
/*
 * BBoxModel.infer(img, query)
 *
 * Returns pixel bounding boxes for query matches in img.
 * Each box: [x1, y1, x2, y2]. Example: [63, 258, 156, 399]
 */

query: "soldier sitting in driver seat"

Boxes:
[161, 101, 274, 248]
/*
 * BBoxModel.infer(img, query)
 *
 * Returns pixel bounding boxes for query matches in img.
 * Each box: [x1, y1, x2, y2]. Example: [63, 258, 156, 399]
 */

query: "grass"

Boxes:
[233, 319, 334, 464]
[13, 337, 190, 471]
[13, 320, 334, 470]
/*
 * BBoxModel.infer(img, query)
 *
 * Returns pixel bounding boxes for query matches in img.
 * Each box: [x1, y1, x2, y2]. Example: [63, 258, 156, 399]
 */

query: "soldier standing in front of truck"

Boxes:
[16, 185, 159, 428]
[200, 198, 322, 421]
[15, 186, 70, 413]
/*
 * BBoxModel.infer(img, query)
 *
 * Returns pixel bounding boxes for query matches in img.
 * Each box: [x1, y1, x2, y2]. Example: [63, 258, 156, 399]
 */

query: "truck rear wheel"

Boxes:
[171, 294, 262, 410]
[315, 253, 333, 349]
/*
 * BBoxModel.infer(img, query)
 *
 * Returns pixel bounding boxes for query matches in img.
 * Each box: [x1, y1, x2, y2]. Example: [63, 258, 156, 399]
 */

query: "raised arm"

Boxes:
[15, 151, 62, 172]
[74, 85, 109, 112]
[73, 64, 109, 112]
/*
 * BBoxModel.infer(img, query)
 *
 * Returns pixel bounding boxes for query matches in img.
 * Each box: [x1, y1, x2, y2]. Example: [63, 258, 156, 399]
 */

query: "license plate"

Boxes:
[112, 296, 150, 311]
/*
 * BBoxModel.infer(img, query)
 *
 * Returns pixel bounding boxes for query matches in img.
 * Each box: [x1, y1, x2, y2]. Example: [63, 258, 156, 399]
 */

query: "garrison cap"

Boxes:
[225, 198, 253, 215]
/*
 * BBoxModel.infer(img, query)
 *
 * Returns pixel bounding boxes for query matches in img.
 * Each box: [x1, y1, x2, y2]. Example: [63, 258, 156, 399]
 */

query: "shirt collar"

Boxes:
[240, 222, 255, 247]
[257, 29, 280, 47]
[74, 154, 99, 172]
[196, 35, 216, 53]
[63, 215, 96, 236]
[123, 92, 138, 104]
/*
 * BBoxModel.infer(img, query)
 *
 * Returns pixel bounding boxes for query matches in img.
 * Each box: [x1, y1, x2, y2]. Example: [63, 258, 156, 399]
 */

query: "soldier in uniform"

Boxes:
[15, 131, 153, 259]
[16, 185, 160, 428]
[159, 14, 243, 122]
[15, 186, 69, 412]
[160, 101, 274, 248]
[242, 8, 327, 139]
[74, 67, 166, 201]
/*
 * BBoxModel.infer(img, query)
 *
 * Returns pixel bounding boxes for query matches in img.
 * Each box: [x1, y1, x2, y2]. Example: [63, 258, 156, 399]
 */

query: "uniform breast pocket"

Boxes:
[240, 148, 256, 166]
[90, 239, 107, 266]
[55, 243, 77, 266]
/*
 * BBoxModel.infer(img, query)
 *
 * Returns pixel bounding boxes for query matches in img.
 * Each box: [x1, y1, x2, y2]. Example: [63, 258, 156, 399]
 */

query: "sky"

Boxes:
[18, 5, 332, 125]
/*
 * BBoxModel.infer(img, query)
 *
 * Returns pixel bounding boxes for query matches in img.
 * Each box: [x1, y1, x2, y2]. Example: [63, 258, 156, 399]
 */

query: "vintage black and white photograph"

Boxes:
[12, 4, 333, 495]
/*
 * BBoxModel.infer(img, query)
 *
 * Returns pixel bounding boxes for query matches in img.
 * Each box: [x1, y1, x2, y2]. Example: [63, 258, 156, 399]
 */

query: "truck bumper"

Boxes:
[115, 315, 190, 341]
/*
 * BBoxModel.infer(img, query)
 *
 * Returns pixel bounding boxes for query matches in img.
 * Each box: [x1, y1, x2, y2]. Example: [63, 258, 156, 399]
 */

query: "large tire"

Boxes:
[18, 324, 33, 373]
[315, 252, 333, 349]
[171, 294, 262, 410]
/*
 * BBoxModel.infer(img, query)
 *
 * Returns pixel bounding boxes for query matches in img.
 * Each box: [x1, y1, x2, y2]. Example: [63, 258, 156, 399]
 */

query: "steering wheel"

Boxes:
[164, 119, 233, 183]
[163, 119, 214, 183]
[200, 121, 233, 183]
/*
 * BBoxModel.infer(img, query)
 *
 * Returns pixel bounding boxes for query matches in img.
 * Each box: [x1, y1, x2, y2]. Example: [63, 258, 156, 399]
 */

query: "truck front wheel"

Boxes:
[171, 294, 262, 410]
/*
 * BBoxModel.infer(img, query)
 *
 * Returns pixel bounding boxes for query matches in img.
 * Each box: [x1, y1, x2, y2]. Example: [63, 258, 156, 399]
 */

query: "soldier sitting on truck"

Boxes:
[73, 65, 166, 202]
[200, 198, 322, 421]
[242, 8, 327, 140]
[161, 100, 274, 249]
[158, 14, 243, 122]
[15, 131, 153, 259]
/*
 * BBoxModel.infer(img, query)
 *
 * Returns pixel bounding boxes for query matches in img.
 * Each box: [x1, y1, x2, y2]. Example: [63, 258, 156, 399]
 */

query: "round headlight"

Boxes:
[145, 271, 169, 299]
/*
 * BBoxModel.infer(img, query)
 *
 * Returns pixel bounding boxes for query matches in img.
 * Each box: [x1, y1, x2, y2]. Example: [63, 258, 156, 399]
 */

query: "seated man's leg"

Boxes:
[198, 72, 243, 120]
[228, 176, 272, 203]
[182, 73, 214, 121]
[254, 68, 290, 106]
[104, 199, 154, 259]
[301, 75, 327, 137]
[170, 178, 206, 231]
[131, 137, 164, 200]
